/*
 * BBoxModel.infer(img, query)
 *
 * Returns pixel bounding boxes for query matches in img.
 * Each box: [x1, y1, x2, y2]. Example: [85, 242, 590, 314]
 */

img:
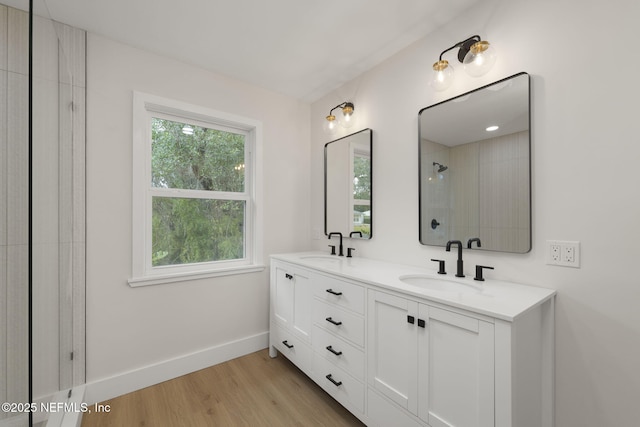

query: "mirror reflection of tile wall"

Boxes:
[423, 130, 529, 252]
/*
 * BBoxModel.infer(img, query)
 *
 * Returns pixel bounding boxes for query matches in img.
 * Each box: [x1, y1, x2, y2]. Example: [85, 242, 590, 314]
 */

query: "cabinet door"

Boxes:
[273, 265, 294, 328]
[368, 290, 419, 415]
[292, 269, 312, 342]
[418, 305, 494, 427]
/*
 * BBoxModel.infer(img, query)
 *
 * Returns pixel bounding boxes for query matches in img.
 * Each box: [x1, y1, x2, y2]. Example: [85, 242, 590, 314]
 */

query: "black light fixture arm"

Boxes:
[328, 101, 355, 117]
[438, 35, 481, 63]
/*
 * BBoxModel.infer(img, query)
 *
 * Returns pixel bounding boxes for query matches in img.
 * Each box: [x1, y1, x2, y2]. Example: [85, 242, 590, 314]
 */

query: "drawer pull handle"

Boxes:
[285, 273, 293, 280]
[282, 340, 294, 349]
[326, 288, 343, 296]
[325, 317, 342, 326]
[407, 315, 415, 324]
[418, 319, 426, 328]
[326, 345, 343, 356]
[326, 374, 342, 387]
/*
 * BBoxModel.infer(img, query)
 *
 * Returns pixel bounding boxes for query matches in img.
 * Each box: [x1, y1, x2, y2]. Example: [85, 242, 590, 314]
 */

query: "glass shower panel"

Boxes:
[31, 0, 86, 409]
[1, 2, 85, 425]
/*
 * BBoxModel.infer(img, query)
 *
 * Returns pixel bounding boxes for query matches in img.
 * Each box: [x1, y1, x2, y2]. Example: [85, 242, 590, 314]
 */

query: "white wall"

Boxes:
[85, 34, 310, 390]
[311, 0, 640, 425]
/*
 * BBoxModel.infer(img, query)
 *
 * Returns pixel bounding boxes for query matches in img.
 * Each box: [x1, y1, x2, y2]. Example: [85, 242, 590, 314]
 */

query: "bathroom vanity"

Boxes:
[269, 252, 555, 427]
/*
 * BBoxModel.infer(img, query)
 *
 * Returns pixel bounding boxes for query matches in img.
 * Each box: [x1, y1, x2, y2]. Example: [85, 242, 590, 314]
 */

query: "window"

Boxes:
[351, 148, 371, 238]
[130, 93, 263, 286]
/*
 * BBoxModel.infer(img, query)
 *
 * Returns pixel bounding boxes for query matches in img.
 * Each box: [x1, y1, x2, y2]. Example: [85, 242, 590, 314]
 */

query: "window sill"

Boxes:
[128, 264, 266, 287]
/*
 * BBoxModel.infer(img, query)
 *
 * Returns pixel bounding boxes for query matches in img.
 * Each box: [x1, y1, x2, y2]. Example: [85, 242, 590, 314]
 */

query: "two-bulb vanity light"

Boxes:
[323, 101, 355, 135]
[430, 35, 497, 91]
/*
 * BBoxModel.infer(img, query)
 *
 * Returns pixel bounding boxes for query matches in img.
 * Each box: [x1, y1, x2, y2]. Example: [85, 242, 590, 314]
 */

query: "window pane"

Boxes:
[353, 204, 371, 238]
[353, 154, 371, 200]
[152, 197, 245, 266]
[151, 118, 245, 192]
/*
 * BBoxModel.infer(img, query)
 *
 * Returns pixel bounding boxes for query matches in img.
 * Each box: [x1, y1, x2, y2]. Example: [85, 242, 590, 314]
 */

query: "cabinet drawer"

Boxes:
[314, 353, 364, 414]
[313, 274, 365, 314]
[271, 325, 312, 374]
[313, 300, 365, 347]
[312, 325, 365, 381]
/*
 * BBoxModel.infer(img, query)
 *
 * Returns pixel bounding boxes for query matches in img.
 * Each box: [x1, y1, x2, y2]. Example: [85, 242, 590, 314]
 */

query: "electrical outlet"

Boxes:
[547, 240, 580, 268]
[550, 242, 561, 263]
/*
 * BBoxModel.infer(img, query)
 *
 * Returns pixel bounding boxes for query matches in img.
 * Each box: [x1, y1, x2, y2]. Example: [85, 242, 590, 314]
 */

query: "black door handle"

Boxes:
[326, 374, 342, 387]
[285, 273, 293, 280]
[326, 345, 343, 356]
[326, 317, 342, 326]
[326, 289, 343, 296]
[282, 340, 294, 349]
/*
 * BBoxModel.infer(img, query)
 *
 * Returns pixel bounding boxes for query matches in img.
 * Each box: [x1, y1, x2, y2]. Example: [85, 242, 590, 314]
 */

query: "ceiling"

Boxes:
[19, 0, 479, 102]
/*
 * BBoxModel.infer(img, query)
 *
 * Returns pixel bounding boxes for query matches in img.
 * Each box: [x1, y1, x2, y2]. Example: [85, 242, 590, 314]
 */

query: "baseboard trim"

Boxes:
[84, 331, 268, 405]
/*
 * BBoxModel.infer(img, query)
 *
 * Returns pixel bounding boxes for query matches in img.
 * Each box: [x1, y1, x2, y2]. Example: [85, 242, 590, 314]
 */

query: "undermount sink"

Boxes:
[300, 255, 343, 262]
[398, 274, 481, 293]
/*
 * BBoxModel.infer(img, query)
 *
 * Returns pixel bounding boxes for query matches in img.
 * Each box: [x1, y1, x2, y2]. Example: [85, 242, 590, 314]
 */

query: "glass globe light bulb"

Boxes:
[430, 60, 454, 91]
[463, 41, 497, 77]
[323, 114, 339, 134]
[340, 104, 355, 129]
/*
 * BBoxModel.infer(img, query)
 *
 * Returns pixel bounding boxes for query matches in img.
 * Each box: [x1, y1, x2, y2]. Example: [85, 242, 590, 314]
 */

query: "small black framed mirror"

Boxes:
[325, 128, 372, 239]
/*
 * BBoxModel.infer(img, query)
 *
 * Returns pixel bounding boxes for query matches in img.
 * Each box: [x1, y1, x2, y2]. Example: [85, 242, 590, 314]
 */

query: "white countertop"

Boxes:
[271, 252, 555, 322]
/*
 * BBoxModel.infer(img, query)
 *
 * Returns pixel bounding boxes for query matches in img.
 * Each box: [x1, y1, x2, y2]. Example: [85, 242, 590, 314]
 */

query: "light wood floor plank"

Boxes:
[82, 349, 365, 426]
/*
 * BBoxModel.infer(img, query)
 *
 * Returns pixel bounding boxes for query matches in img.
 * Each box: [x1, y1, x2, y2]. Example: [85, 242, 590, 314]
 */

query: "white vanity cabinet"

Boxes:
[368, 290, 494, 427]
[269, 253, 556, 427]
[269, 261, 313, 374]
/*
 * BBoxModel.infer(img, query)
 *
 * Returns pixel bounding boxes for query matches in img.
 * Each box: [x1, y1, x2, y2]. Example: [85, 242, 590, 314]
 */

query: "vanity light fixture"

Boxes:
[323, 101, 355, 134]
[430, 35, 497, 91]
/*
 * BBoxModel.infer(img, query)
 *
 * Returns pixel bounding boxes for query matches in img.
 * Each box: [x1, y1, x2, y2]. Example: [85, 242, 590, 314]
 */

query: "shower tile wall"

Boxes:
[1, 5, 30, 422]
[476, 130, 529, 253]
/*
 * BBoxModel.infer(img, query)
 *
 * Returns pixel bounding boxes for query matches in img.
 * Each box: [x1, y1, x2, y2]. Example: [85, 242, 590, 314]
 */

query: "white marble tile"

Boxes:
[7, 72, 28, 246]
[0, 70, 7, 246]
[0, 245, 7, 411]
[33, 14, 58, 82]
[32, 77, 60, 245]
[55, 21, 86, 88]
[7, 6, 27, 75]
[32, 242, 61, 398]
[0, 5, 8, 72]
[6, 243, 29, 403]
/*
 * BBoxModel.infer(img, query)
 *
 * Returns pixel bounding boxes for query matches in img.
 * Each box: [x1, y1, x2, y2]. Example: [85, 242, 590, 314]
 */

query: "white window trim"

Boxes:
[129, 92, 264, 287]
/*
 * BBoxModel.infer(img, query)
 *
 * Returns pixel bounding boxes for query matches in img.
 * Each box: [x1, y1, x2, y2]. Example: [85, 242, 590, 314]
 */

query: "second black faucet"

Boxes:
[445, 240, 465, 277]
[328, 232, 344, 256]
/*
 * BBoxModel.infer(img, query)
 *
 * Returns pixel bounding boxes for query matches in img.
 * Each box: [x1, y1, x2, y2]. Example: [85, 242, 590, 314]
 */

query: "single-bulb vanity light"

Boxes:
[323, 102, 355, 134]
[430, 35, 497, 91]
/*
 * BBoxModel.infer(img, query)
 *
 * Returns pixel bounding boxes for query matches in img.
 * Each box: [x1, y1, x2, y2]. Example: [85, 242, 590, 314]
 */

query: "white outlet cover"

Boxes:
[547, 240, 580, 268]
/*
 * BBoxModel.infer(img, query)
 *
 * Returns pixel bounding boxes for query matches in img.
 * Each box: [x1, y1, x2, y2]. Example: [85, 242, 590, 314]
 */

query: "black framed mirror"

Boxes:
[325, 128, 372, 239]
[419, 72, 530, 253]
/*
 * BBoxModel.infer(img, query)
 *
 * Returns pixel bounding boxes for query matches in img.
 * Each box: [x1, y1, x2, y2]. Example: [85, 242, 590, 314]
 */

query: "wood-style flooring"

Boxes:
[81, 349, 365, 426]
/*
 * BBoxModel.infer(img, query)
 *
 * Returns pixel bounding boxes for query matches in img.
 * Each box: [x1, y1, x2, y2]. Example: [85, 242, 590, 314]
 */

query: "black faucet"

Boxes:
[467, 237, 481, 249]
[446, 240, 465, 277]
[349, 231, 363, 238]
[328, 232, 344, 256]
